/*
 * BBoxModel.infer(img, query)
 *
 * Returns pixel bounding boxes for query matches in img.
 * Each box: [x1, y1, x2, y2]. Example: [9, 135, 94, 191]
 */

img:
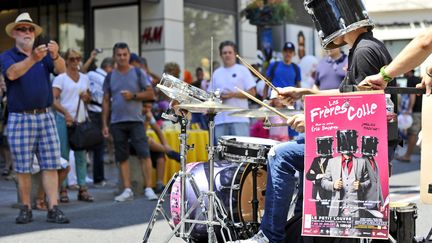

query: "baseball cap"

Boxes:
[129, 53, 141, 64]
[282, 42, 295, 51]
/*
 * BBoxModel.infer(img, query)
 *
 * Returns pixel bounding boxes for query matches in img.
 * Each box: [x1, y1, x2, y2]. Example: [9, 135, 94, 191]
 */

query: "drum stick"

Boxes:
[236, 54, 281, 95]
[235, 87, 290, 120]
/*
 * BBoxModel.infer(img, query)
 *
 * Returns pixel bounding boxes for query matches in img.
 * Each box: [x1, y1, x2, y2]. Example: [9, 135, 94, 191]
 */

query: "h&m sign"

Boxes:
[142, 25, 163, 44]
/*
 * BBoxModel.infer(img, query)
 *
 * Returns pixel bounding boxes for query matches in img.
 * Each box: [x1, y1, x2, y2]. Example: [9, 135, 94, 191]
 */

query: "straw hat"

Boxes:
[5, 12, 43, 38]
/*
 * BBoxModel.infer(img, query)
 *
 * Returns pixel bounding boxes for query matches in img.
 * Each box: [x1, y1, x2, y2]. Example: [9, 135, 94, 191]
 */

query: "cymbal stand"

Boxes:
[164, 112, 236, 243]
[143, 110, 204, 242]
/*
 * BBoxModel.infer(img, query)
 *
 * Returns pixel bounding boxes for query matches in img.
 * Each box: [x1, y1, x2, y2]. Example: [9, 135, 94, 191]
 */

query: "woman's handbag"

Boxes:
[67, 98, 104, 150]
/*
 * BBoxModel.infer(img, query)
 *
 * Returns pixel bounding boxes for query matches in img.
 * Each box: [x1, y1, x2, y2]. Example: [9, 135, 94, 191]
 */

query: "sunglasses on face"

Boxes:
[15, 26, 35, 33]
[68, 57, 82, 62]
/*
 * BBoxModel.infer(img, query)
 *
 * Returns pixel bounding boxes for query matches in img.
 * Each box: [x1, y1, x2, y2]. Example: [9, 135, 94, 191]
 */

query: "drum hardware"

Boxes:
[143, 112, 207, 242]
[176, 99, 242, 113]
[165, 105, 238, 242]
[384, 87, 426, 95]
[389, 202, 418, 243]
[229, 107, 302, 118]
[157, 73, 211, 104]
[218, 136, 279, 164]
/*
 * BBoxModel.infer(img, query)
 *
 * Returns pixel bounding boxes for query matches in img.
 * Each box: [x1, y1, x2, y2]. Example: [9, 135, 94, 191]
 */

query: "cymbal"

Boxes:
[229, 107, 303, 118]
[176, 100, 242, 113]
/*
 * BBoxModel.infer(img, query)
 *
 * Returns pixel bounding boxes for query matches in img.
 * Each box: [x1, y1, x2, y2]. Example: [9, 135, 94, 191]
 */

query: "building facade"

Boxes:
[0, 0, 317, 76]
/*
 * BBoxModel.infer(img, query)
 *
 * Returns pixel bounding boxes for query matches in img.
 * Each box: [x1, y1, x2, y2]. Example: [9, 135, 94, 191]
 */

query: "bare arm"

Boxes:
[101, 93, 111, 137]
[48, 41, 65, 74]
[81, 50, 97, 73]
[383, 28, 432, 78]
[6, 45, 45, 81]
[150, 122, 168, 146]
[362, 28, 432, 92]
[52, 87, 73, 125]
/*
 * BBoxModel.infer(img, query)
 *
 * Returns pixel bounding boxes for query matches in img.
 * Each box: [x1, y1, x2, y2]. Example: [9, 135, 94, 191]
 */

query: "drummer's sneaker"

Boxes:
[114, 188, 134, 202]
[228, 230, 269, 243]
[144, 187, 158, 201]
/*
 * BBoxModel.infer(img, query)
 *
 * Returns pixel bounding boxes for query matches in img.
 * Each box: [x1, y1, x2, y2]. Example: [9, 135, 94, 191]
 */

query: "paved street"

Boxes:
[0, 149, 431, 243]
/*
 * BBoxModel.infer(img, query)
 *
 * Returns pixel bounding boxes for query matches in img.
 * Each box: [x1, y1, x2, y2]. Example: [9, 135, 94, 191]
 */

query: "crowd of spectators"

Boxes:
[0, 11, 424, 227]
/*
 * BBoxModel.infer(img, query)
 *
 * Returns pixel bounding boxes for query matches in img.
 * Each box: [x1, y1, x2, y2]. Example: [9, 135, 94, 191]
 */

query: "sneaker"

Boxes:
[166, 150, 181, 163]
[93, 180, 107, 187]
[114, 188, 134, 202]
[144, 187, 158, 201]
[154, 182, 165, 194]
[228, 230, 269, 243]
[16, 205, 33, 224]
[46, 206, 70, 224]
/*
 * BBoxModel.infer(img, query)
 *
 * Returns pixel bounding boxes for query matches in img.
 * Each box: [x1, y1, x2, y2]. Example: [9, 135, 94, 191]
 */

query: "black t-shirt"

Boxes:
[338, 31, 398, 142]
[407, 75, 422, 112]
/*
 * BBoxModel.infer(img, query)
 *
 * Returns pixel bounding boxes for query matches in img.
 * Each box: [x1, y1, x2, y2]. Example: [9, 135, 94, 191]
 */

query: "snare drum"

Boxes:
[316, 136, 333, 156]
[389, 202, 417, 243]
[157, 73, 211, 104]
[170, 161, 267, 241]
[362, 136, 379, 156]
[218, 136, 280, 164]
[336, 130, 358, 154]
[304, 0, 374, 49]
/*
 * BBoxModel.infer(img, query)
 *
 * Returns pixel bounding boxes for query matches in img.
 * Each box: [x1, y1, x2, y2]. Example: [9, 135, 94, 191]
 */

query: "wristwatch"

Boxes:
[133, 94, 137, 100]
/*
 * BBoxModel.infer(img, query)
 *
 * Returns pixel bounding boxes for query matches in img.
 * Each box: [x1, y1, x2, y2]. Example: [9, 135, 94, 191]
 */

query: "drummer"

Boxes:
[231, 2, 396, 243]
[209, 40, 256, 143]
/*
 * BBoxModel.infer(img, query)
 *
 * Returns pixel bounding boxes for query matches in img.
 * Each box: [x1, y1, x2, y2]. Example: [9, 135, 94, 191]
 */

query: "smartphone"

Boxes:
[95, 48, 103, 53]
[33, 35, 51, 49]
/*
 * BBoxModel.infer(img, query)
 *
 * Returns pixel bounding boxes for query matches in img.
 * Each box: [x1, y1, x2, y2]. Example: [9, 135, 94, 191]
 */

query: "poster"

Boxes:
[302, 93, 389, 239]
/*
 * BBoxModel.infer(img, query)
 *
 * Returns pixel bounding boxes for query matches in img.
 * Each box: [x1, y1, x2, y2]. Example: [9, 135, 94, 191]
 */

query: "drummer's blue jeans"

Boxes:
[261, 138, 305, 243]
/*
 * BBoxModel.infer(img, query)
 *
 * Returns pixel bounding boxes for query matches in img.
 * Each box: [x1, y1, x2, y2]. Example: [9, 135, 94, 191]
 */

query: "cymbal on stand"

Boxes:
[176, 100, 242, 113]
[229, 107, 302, 118]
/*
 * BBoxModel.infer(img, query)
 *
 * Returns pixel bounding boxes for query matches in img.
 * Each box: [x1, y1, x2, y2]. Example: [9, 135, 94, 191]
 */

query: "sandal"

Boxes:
[34, 198, 48, 211]
[78, 188, 94, 202]
[59, 188, 69, 203]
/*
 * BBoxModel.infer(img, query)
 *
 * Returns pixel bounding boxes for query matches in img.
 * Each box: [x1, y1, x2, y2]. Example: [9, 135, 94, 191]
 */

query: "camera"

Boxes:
[95, 48, 103, 53]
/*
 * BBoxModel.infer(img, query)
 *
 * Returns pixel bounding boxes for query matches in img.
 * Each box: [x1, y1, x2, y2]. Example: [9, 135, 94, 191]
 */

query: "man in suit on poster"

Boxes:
[321, 153, 370, 218]
[306, 136, 334, 216]
[360, 136, 385, 216]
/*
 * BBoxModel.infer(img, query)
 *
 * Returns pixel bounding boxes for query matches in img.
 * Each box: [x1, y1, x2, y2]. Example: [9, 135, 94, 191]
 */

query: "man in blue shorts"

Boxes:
[102, 42, 157, 201]
[0, 12, 69, 224]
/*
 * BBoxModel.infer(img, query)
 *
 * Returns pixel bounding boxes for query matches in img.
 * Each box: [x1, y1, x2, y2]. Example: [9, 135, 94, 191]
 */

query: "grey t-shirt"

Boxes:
[103, 67, 150, 124]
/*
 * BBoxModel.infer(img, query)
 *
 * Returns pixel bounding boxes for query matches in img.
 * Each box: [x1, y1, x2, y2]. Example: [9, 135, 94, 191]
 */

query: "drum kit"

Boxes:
[143, 73, 289, 243]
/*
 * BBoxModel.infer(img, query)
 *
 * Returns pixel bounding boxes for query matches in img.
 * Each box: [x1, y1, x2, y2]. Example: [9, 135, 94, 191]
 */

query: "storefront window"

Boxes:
[0, 0, 84, 54]
[184, 7, 236, 80]
[59, 1, 85, 54]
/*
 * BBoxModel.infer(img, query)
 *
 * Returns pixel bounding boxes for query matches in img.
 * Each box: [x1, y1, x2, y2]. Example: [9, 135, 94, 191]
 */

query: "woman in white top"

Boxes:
[52, 49, 94, 202]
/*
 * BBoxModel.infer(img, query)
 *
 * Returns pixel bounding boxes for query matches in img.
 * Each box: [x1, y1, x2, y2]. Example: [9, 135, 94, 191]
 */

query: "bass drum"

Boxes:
[170, 161, 267, 242]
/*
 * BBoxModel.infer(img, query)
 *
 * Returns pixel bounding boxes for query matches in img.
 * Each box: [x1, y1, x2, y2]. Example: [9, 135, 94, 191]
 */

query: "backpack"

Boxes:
[104, 67, 143, 95]
[269, 61, 301, 84]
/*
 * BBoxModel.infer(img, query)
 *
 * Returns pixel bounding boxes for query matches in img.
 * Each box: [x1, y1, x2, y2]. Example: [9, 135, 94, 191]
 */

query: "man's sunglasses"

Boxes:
[15, 26, 35, 33]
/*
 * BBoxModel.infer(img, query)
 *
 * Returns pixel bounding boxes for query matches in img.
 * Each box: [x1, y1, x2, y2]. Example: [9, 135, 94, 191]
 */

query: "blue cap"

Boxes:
[282, 42, 295, 51]
[129, 53, 141, 63]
